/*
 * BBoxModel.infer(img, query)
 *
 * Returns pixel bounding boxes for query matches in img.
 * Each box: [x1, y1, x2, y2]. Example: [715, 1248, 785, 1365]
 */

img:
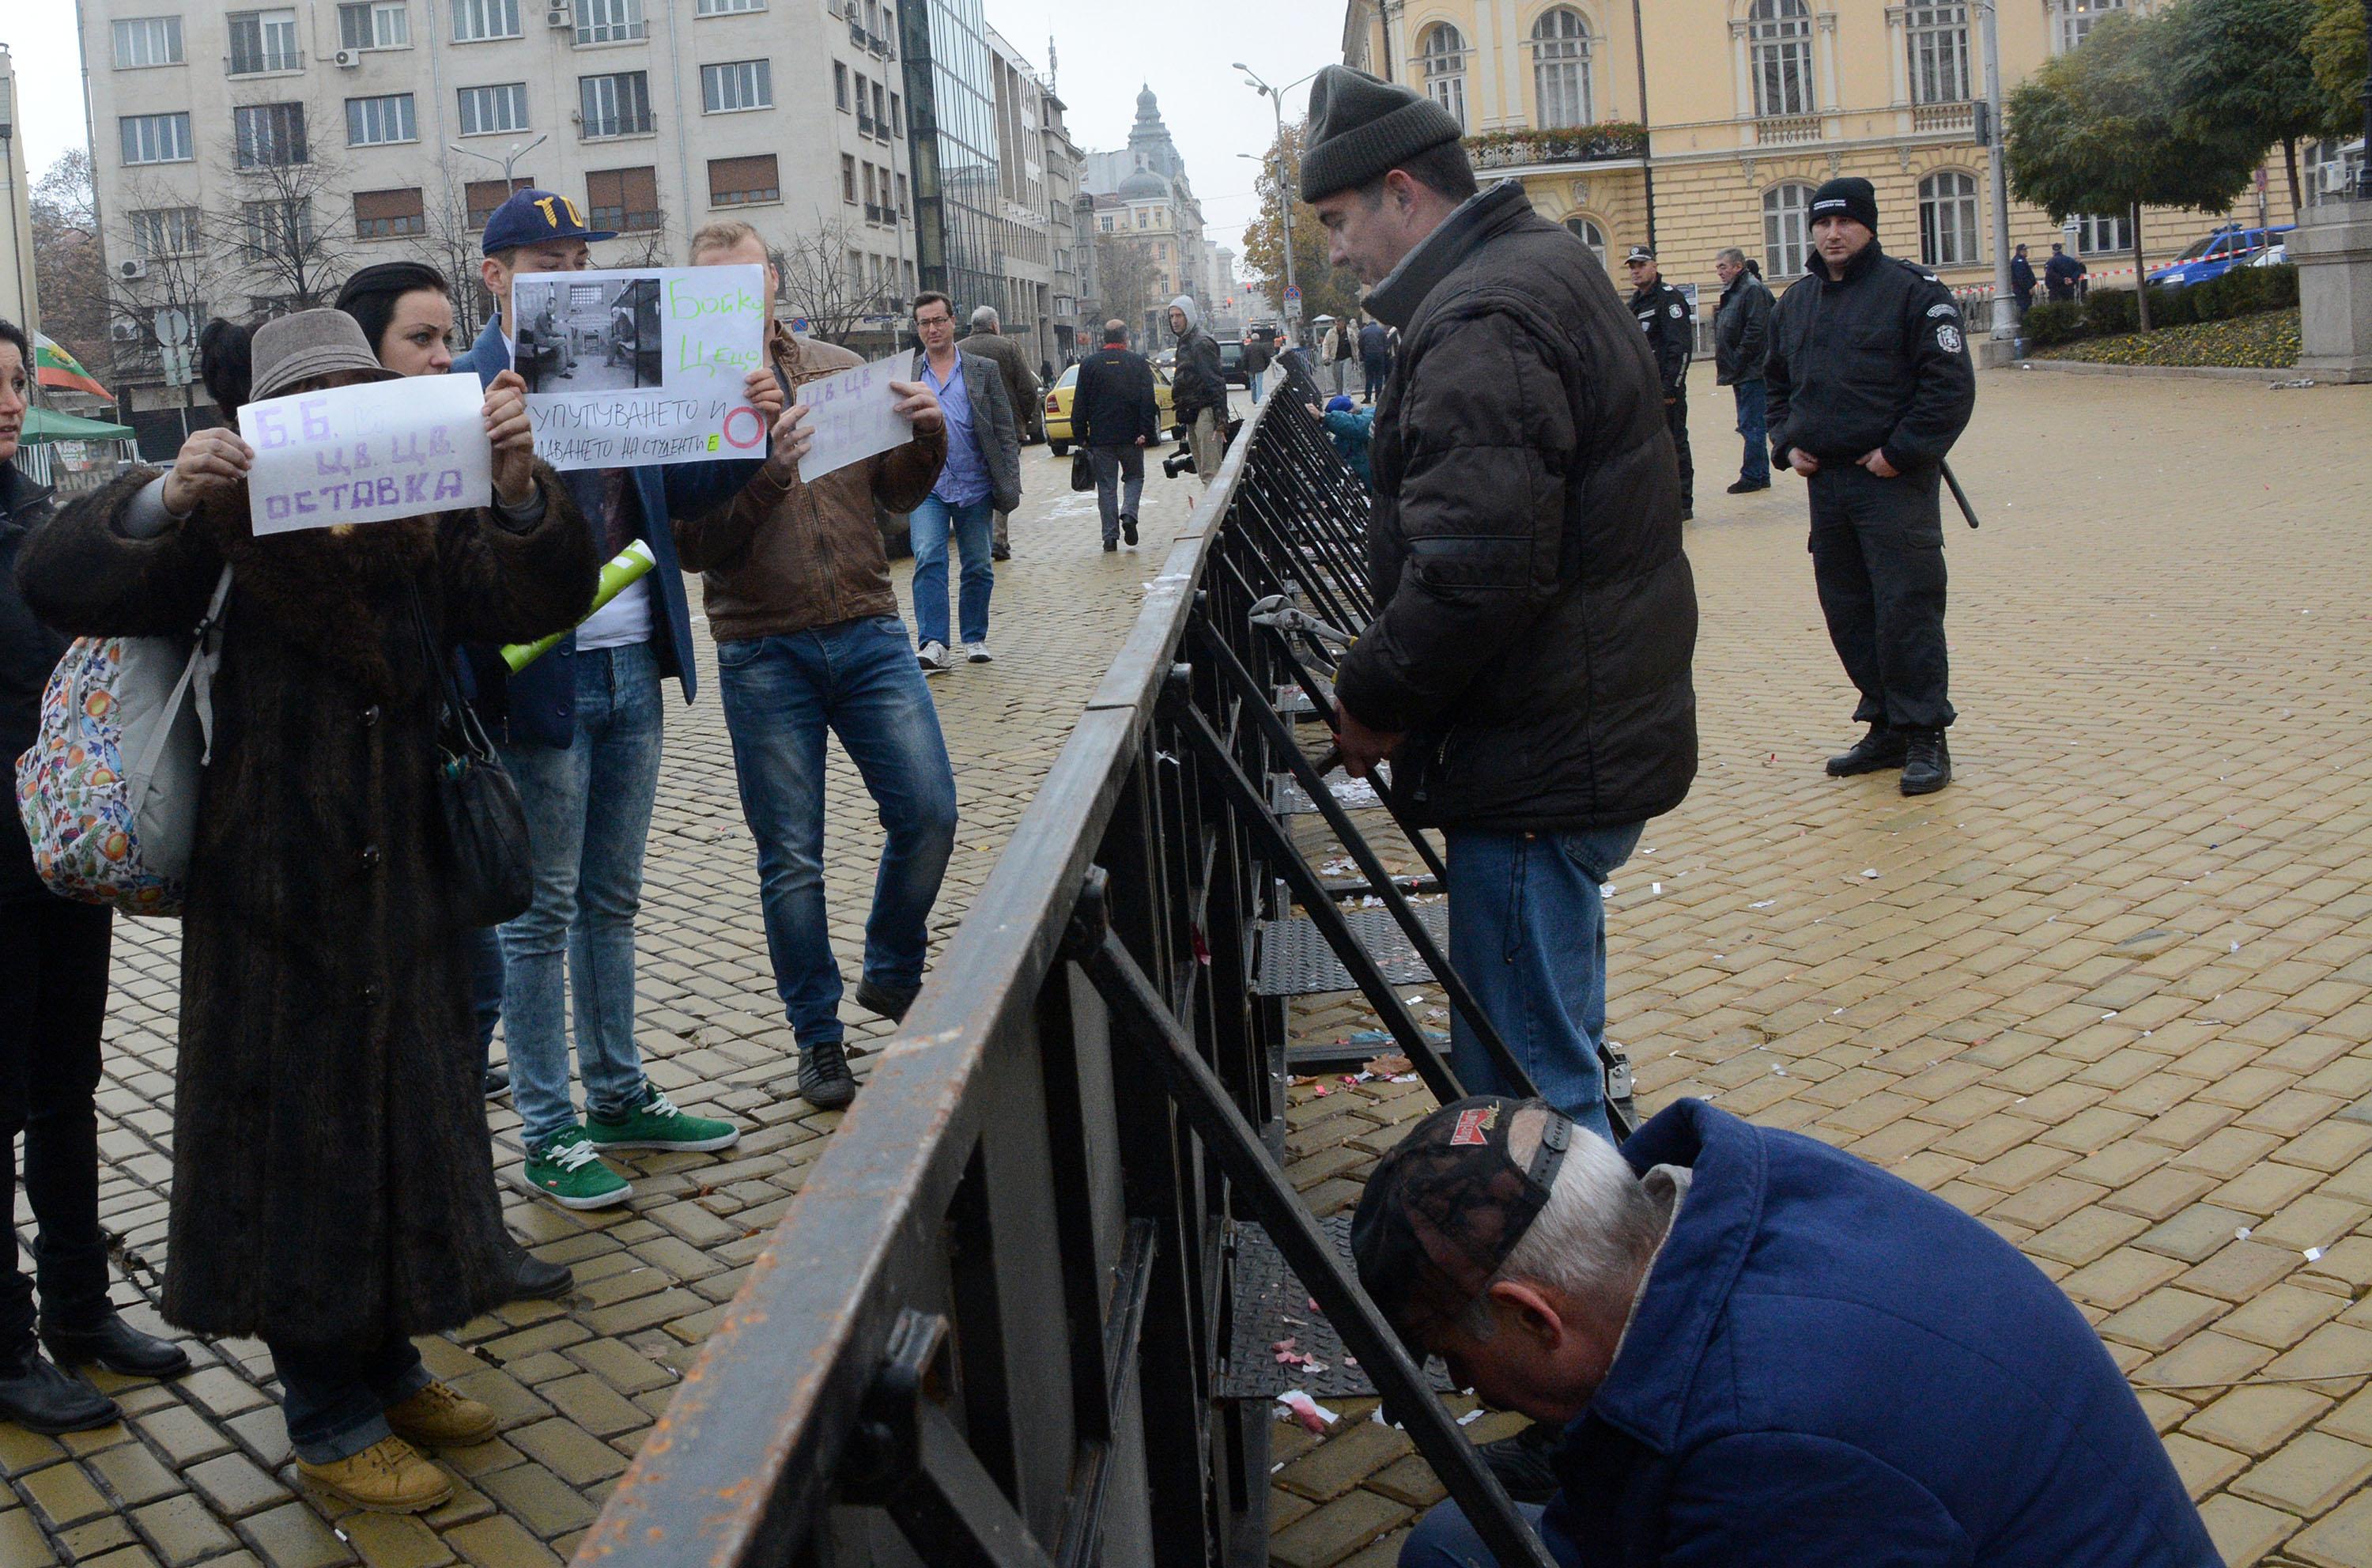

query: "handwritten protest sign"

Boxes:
[512, 264, 771, 472]
[794, 352, 916, 485]
[238, 373, 491, 535]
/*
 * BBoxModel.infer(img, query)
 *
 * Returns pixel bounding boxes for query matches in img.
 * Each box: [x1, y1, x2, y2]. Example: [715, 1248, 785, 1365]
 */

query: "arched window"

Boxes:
[1906, 2, 1970, 104]
[2056, 0, 2125, 52]
[1531, 8, 1593, 129]
[1749, 0, 1814, 119]
[1419, 25, 1468, 130]
[1763, 181, 1815, 277]
[1564, 214, 1606, 261]
[1919, 169, 1980, 266]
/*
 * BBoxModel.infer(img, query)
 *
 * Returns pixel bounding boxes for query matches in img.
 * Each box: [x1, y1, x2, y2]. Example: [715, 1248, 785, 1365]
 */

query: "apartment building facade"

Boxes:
[83, 0, 917, 454]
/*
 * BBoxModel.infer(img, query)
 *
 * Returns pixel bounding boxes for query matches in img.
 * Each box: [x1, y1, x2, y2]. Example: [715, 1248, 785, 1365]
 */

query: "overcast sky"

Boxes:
[3, 3, 1341, 254]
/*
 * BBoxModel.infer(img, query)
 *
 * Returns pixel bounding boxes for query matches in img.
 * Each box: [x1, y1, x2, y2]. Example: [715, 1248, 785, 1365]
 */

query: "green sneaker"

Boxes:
[519, 1127, 633, 1210]
[587, 1089, 740, 1154]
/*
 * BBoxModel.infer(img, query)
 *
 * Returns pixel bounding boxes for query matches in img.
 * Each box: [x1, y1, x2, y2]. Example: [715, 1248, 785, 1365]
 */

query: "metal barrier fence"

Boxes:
[578, 389, 1553, 1568]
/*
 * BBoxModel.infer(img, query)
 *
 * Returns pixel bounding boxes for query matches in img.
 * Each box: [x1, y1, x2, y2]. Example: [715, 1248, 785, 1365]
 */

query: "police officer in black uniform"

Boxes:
[1766, 177, 1975, 796]
[1625, 245, 1694, 520]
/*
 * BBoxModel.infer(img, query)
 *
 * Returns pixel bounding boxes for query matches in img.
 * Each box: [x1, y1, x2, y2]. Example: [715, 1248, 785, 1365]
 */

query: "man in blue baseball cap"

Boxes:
[452, 187, 795, 1212]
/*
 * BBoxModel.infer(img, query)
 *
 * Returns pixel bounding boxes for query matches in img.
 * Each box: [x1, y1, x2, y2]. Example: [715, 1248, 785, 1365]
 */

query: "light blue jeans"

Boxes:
[1248, 369, 1267, 403]
[1444, 822, 1644, 1143]
[909, 495, 995, 648]
[497, 642, 663, 1150]
[716, 618, 959, 1048]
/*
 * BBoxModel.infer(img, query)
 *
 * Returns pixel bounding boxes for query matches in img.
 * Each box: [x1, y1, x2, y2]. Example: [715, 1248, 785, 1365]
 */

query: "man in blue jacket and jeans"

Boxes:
[455, 189, 780, 1210]
[1353, 1096, 2218, 1568]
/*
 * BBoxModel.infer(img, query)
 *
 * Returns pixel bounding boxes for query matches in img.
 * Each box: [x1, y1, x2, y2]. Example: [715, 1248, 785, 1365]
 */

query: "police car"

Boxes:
[2146, 225, 2295, 290]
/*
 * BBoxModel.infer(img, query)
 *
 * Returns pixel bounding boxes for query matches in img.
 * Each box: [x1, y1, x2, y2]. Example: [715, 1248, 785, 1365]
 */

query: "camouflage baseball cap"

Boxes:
[1350, 1096, 1575, 1354]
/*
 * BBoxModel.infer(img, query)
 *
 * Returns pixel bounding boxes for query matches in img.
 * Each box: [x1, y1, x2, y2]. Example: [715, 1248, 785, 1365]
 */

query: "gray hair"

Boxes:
[1456, 1131, 1664, 1339]
[1716, 247, 1747, 268]
[970, 305, 1000, 331]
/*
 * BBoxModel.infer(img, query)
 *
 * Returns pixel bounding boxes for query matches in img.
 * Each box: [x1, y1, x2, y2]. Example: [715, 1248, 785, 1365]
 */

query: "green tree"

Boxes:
[2162, 0, 2334, 213]
[2006, 12, 2262, 332]
[1239, 122, 1363, 331]
[2305, 0, 2367, 142]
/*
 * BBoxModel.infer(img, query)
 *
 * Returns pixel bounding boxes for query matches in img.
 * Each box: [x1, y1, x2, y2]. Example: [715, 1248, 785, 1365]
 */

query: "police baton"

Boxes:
[1940, 459, 1981, 529]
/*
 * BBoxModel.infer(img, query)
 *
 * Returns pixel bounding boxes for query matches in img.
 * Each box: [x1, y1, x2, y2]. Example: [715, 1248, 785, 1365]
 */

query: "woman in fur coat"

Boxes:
[18, 310, 598, 1513]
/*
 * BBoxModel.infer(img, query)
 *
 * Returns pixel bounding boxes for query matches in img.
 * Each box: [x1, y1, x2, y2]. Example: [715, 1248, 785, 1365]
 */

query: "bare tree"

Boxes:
[610, 220, 676, 270]
[213, 122, 358, 315]
[412, 164, 493, 342]
[1093, 232, 1161, 342]
[28, 151, 115, 385]
[776, 217, 902, 347]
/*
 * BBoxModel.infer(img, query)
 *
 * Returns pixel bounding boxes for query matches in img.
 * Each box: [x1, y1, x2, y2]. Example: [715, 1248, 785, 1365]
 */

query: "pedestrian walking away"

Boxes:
[910, 291, 1022, 671]
[675, 222, 959, 1112]
[1301, 62, 1696, 1162]
[2010, 242, 2037, 318]
[454, 188, 772, 1213]
[1073, 318, 1161, 550]
[19, 308, 600, 1510]
[1712, 247, 1772, 494]
[1168, 295, 1229, 486]
[1358, 315, 1392, 402]
[961, 306, 1039, 562]
[1624, 244, 1694, 520]
[1764, 176, 1976, 797]
[1242, 332, 1274, 404]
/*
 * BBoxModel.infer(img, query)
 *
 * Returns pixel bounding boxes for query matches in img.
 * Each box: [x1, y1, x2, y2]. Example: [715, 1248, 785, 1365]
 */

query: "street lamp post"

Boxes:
[1978, 0, 2016, 350]
[2359, 0, 2372, 199]
[449, 132, 550, 191]
[1235, 64, 1320, 340]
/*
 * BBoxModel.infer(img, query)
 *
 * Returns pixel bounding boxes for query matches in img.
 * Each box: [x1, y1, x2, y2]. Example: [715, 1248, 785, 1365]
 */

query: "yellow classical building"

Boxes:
[1340, 0, 2304, 308]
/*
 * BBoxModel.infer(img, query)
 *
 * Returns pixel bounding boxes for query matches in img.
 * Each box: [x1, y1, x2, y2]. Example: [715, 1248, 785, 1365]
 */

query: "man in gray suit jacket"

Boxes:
[908, 291, 1022, 672]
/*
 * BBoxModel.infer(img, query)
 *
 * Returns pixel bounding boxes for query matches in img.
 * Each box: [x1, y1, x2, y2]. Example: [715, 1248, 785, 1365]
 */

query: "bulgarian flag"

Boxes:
[33, 332, 111, 400]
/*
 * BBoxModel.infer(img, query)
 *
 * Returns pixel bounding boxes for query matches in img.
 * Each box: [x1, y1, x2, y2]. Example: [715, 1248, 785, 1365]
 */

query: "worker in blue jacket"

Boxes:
[1354, 1096, 2218, 1568]
[452, 189, 783, 1211]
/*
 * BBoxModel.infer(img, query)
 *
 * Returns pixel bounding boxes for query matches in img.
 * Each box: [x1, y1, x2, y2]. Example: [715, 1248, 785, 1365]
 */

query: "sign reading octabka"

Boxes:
[511, 263, 772, 470]
[238, 373, 492, 535]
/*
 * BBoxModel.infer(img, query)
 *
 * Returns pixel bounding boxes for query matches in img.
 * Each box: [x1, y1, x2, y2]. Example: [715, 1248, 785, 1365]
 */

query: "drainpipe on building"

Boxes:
[1630, 0, 1656, 255]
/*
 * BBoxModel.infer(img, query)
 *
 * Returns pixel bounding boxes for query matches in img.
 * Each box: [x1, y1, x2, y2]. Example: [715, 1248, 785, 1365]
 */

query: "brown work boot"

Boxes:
[296, 1435, 453, 1513]
[384, 1381, 499, 1448]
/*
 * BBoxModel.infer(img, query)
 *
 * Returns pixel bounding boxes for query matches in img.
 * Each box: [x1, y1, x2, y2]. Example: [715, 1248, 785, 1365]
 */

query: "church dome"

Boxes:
[1119, 166, 1169, 199]
[1135, 84, 1159, 119]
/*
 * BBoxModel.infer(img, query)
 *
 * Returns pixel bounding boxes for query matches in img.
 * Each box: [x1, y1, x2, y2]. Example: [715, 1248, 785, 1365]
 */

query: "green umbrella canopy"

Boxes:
[21, 406, 135, 444]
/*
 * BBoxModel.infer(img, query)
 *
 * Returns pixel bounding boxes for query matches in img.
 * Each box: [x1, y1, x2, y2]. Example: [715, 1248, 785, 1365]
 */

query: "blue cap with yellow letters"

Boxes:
[482, 188, 618, 255]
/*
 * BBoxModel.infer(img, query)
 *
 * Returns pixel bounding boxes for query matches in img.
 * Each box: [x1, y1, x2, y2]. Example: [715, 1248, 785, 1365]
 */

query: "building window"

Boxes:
[234, 103, 308, 168]
[228, 9, 302, 74]
[895, 172, 908, 216]
[889, 93, 901, 135]
[466, 176, 534, 228]
[346, 93, 417, 146]
[130, 207, 202, 257]
[1418, 24, 1467, 131]
[1906, 3, 1970, 104]
[2056, 0, 2124, 52]
[457, 83, 530, 136]
[701, 59, 772, 113]
[354, 187, 426, 239]
[1749, 0, 1815, 119]
[1762, 181, 1815, 277]
[1530, 9, 1592, 130]
[872, 81, 887, 134]
[120, 112, 194, 165]
[586, 165, 663, 230]
[338, 2, 410, 51]
[576, 0, 648, 45]
[1563, 214, 1606, 261]
[842, 153, 858, 202]
[579, 72, 653, 138]
[451, 0, 521, 41]
[835, 62, 850, 110]
[2075, 211, 2129, 254]
[696, 0, 765, 12]
[709, 154, 780, 207]
[1918, 170, 1980, 266]
[241, 198, 315, 258]
[111, 17, 184, 69]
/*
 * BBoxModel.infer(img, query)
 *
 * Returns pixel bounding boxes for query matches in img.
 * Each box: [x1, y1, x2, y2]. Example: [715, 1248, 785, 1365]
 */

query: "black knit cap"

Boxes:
[1300, 65, 1467, 202]
[1808, 176, 1879, 232]
[1350, 1096, 1575, 1353]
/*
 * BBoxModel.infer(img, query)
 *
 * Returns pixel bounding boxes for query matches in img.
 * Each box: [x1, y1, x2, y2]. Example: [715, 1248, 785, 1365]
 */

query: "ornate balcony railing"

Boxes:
[1913, 100, 1976, 134]
[1464, 121, 1648, 170]
[1756, 113, 1823, 145]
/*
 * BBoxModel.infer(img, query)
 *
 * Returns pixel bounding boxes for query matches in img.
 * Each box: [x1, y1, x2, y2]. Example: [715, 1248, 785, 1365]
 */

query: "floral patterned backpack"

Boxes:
[14, 567, 232, 915]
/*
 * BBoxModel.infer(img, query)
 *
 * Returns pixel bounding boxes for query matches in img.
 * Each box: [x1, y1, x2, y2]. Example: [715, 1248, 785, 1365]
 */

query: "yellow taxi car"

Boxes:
[1044, 361, 1179, 457]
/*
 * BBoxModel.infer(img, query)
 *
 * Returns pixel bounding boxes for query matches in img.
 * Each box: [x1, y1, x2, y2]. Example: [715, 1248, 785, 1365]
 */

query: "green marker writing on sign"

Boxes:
[500, 538, 657, 673]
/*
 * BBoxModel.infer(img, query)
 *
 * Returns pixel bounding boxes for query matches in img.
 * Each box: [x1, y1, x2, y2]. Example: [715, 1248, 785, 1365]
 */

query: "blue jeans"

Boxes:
[1445, 822, 1643, 1143]
[716, 618, 959, 1048]
[1248, 370, 1266, 403]
[468, 925, 504, 1076]
[910, 495, 995, 648]
[1732, 376, 1770, 484]
[1401, 1502, 1562, 1568]
[272, 1337, 431, 1464]
[497, 642, 663, 1150]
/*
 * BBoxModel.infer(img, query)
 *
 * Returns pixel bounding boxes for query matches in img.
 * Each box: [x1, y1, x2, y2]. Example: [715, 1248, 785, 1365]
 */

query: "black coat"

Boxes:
[1073, 345, 1159, 448]
[18, 468, 598, 1351]
[0, 466, 62, 905]
[1337, 181, 1698, 833]
[1714, 272, 1773, 386]
[2043, 251, 2086, 300]
[1630, 278, 1694, 396]
[2010, 255, 2038, 302]
[1764, 241, 1977, 474]
[1170, 327, 1227, 421]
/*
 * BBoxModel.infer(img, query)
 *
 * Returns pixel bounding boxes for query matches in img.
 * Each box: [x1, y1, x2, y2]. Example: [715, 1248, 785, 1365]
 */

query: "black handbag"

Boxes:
[410, 586, 534, 928]
[1071, 449, 1094, 493]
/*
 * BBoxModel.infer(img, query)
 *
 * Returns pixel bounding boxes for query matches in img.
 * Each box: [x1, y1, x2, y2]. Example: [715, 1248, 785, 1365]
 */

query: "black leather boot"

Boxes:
[42, 1311, 193, 1380]
[497, 1241, 575, 1303]
[1826, 724, 1909, 776]
[1478, 1420, 1562, 1505]
[0, 1341, 122, 1432]
[1900, 729, 1952, 795]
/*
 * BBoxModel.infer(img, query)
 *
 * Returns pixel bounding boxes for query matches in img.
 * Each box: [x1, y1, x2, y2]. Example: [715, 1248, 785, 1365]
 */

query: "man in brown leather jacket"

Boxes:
[675, 221, 959, 1111]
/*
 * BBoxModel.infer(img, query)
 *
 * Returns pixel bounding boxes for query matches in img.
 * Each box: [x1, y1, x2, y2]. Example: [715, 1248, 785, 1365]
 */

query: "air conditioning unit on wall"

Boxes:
[116, 258, 149, 281]
[546, 4, 573, 28]
[110, 320, 141, 341]
[334, 47, 361, 68]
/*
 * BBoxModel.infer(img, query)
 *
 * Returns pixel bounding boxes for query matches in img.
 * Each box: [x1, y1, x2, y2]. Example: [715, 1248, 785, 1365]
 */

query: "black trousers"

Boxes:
[1665, 388, 1694, 508]
[0, 893, 116, 1351]
[1807, 463, 1955, 732]
[1363, 358, 1389, 402]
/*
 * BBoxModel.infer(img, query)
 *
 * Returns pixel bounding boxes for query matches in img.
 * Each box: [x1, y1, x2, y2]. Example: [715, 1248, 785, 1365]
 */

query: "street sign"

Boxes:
[788, 316, 812, 335]
[1282, 285, 1301, 304]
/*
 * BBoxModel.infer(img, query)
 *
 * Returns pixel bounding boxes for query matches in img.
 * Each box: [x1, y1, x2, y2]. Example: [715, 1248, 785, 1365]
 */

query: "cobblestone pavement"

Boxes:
[2, 422, 1226, 1568]
[1268, 367, 2372, 1568]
